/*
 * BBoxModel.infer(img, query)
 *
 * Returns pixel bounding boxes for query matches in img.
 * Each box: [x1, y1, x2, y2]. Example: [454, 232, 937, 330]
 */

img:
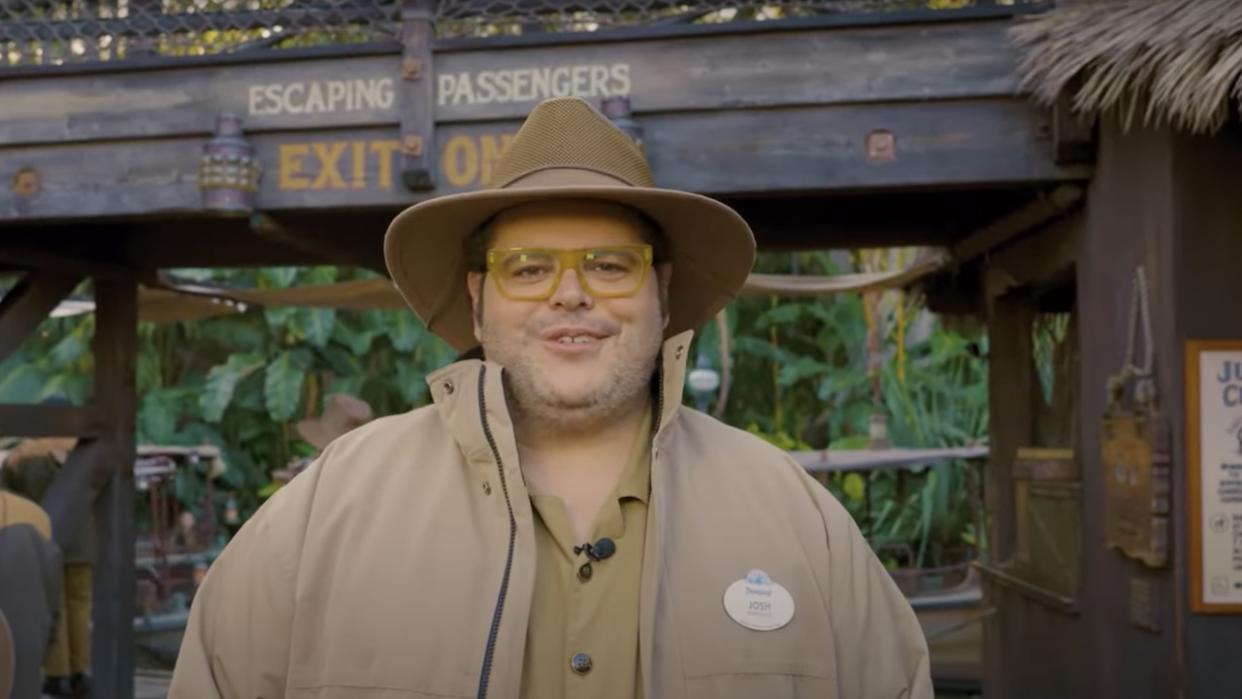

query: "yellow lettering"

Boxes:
[369, 140, 402, 188]
[443, 135, 479, 188]
[310, 142, 348, 190]
[352, 141, 366, 189]
[480, 134, 515, 186]
[279, 144, 310, 190]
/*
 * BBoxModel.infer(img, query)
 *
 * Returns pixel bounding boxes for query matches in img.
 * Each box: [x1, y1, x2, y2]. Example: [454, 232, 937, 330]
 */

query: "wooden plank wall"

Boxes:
[1169, 121, 1242, 699]
[985, 119, 1184, 699]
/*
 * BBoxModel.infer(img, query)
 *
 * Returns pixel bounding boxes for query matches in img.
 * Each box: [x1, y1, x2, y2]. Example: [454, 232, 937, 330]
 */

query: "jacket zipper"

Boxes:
[476, 365, 517, 699]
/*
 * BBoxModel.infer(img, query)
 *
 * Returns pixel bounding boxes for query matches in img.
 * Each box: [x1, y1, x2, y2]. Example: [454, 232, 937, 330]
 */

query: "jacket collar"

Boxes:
[426, 329, 696, 449]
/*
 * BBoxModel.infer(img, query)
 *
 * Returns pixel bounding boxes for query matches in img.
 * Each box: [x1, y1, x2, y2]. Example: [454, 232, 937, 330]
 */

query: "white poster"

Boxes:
[1196, 349, 1242, 606]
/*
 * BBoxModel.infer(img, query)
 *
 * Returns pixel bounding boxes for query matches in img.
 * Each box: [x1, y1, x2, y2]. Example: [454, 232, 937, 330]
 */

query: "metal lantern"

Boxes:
[199, 112, 261, 215]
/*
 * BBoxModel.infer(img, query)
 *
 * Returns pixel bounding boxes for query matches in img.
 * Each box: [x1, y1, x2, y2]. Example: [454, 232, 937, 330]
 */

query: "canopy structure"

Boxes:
[1013, 0, 1242, 136]
[39, 247, 951, 322]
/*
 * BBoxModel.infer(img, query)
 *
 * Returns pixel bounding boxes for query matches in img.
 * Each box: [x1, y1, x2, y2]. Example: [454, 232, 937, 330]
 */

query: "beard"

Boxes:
[478, 314, 662, 432]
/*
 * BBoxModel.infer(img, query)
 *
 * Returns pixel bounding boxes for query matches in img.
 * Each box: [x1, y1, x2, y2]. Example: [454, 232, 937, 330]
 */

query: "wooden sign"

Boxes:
[1186, 339, 1242, 613]
[1101, 411, 1170, 567]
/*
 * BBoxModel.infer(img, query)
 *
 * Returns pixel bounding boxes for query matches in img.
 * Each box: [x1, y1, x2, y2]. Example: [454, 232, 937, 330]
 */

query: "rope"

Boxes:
[1109, 266, 1157, 409]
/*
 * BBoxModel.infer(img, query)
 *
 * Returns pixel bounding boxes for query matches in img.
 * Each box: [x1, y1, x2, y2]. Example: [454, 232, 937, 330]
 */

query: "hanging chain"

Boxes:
[1108, 266, 1157, 410]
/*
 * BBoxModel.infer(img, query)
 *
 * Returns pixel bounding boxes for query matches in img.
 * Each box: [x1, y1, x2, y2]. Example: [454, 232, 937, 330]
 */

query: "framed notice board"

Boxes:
[1186, 340, 1242, 613]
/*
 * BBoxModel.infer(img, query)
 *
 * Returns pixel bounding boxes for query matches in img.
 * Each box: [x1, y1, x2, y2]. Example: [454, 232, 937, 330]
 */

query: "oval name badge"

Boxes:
[723, 569, 795, 631]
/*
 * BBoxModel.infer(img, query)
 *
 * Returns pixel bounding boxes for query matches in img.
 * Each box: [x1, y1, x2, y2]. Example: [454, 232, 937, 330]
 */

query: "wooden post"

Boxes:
[986, 292, 1035, 563]
[399, 0, 437, 191]
[90, 275, 138, 697]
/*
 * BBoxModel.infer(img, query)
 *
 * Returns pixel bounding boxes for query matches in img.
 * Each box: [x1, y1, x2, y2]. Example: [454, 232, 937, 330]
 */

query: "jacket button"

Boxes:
[482, 480, 492, 495]
[442, 380, 455, 395]
[570, 652, 592, 675]
[675, 345, 684, 359]
[577, 562, 593, 582]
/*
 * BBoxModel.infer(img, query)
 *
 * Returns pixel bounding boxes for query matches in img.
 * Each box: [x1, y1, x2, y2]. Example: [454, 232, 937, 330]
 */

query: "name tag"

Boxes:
[723, 569, 795, 631]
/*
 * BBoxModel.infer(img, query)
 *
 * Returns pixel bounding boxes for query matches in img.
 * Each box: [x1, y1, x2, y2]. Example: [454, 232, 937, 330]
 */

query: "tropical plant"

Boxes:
[0, 267, 456, 526]
[690, 249, 989, 568]
[3, 251, 989, 567]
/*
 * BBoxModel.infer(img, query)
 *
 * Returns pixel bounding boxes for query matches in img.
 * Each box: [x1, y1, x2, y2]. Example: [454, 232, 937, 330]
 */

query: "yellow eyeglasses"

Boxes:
[485, 245, 654, 301]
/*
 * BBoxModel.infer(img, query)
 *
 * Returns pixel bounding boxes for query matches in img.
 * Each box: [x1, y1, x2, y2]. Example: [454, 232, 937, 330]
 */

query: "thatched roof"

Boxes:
[1012, 0, 1242, 135]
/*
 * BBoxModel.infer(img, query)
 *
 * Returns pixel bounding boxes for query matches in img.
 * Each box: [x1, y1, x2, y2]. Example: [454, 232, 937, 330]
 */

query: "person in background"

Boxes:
[269, 393, 373, 488]
[0, 470, 61, 699]
[1, 435, 92, 698]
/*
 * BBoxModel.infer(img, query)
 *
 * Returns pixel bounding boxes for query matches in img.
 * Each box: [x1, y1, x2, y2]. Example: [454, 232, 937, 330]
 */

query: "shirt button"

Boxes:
[577, 562, 593, 582]
[570, 652, 593, 675]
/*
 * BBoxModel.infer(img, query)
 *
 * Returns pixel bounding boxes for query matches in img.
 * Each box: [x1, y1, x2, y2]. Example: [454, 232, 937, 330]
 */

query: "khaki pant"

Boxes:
[45, 562, 92, 677]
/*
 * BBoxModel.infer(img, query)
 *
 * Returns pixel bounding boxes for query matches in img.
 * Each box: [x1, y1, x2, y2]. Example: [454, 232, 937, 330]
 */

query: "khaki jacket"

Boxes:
[171, 332, 931, 699]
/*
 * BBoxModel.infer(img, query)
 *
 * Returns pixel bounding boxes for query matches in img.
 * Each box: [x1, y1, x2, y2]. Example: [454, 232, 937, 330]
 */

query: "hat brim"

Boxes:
[295, 419, 335, 450]
[384, 185, 756, 351]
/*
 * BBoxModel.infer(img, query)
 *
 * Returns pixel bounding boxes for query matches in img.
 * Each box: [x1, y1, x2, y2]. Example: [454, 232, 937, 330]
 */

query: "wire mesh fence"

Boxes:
[1, 0, 1033, 69]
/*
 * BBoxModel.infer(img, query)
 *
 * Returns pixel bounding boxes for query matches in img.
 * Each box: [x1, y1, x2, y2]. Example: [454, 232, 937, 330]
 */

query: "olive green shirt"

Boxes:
[520, 405, 652, 699]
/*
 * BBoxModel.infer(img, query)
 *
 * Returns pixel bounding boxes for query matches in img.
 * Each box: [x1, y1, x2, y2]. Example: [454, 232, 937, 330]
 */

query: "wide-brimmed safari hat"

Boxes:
[295, 393, 373, 450]
[384, 97, 756, 351]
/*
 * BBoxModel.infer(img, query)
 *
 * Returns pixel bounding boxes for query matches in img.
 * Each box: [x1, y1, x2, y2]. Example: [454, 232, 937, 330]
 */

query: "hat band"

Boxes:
[500, 167, 637, 190]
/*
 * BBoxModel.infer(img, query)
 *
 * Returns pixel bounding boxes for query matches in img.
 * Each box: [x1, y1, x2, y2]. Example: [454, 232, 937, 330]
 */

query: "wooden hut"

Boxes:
[920, 1, 1242, 696]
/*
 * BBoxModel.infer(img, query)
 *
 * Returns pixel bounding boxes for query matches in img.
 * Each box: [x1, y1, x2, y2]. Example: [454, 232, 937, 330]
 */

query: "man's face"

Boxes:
[467, 200, 670, 427]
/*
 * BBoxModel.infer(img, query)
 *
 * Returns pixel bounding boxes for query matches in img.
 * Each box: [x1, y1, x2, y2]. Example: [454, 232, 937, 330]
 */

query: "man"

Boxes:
[1, 435, 93, 697]
[171, 97, 931, 698]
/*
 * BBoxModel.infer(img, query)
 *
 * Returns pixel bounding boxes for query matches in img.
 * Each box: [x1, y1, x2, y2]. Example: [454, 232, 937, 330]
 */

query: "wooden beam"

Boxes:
[952, 185, 1083, 264]
[90, 274, 137, 699]
[0, 404, 104, 437]
[0, 245, 129, 280]
[1053, 82, 1096, 166]
[985, 210, 1084, 297]
[0, 271, 83, 364]
[923, 266, 983, 316]
[250, 213, 387, 273]
[399, 0, 437, 191]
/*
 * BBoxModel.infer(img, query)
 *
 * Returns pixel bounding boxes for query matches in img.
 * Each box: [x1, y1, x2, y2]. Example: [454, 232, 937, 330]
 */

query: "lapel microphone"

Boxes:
[573, 537, 617, 562]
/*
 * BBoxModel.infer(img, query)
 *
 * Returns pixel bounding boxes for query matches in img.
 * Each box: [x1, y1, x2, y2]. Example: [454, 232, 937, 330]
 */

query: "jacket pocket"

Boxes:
[290, 686, 472, 699]
[685, 672, 837, 699]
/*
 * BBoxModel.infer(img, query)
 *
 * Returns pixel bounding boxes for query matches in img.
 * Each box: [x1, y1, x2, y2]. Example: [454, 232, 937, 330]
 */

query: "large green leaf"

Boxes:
[776, 356, 830, 388]
[139, 389, 184, 444]
[200, 353, 264, 422]
[328, 373, 366, 398]
[258, 267, 298, 289]
[304, 309, 336, 348]
[39, 374, 90, 404]
[388, 311, 424, 352]
[754, 303, 804, 330]
[303, 266, 338, 285]
[264, 306, 298, 332]
[318, 344, 362, 376]
[264, 351, 306, 422]
[0, 360, 48, 402]
[395, 361, 429, 405]
[49, 329, 88, 367]
[332, 317, 375, 356]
